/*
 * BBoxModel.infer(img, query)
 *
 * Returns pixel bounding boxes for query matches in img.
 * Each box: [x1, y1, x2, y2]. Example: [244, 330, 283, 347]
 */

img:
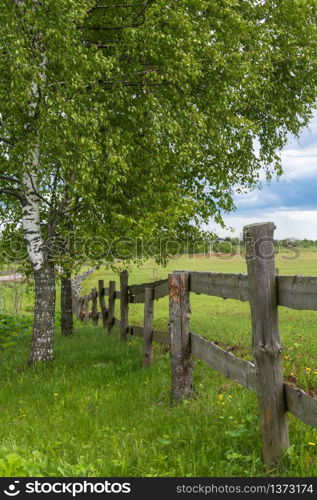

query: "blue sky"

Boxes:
[209, 111, 317, 240]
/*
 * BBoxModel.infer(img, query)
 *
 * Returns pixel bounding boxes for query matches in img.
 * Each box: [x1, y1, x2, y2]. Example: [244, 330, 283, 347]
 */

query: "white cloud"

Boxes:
[208, 210, 317, 240]
[233, 190, 280, 208]
[207, 110, 317, 239]
[281, 148, 317, 181]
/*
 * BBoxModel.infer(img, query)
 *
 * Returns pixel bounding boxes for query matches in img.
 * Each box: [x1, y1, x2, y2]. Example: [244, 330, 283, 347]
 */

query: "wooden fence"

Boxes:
[74, 222, 317, 469]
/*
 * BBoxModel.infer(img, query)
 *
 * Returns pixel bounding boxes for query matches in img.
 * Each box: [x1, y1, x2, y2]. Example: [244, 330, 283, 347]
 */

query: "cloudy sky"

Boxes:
[209, 111, 317, 240]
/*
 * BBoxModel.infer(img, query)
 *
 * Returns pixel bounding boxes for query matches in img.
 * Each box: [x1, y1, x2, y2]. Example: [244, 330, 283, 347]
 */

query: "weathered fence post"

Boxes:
[84, 295, 89, 322]
[98, 279, 108, 329]
[244, 222, 289, 468]
[91, 287, 98, 326]
[77, 296, 84, 321]
[75, 296, 81, 320]
[71, 290, 76, 314]
[169, 272, 193, 401]
[143, 287, 154, 367]
[107, 280, 116, 334]
[120, 270, 129, 342]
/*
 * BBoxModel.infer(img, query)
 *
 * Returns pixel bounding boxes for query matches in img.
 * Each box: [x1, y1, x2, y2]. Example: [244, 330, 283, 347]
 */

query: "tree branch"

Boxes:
[83, 40, 122, 49]
[102, 80, 165, 88]
[0, 174, 20, 184]
[81, 23, 144, 31]
[0, 187, 25, 204]
[87, 3, 144, 14]
[25, 171, 51, 207]
[132, 0, 155, 23]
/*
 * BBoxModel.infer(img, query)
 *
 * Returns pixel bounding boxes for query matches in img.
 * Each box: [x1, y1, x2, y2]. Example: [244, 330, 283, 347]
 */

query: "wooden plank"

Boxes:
[169, 272, 194, 401]
[143, 288, 154, 367]
[130, 293, 146, 304]
[153, 329, 170, 344]
[130, 325, 144, 339]
[244, 221, 289, 468]
[91, 287, 98, 326]
[100, 287, 118, 298]
[120, 271, 129, 342]
[78, 296, 85, 321]
[178, 331, 317, 429]
[285, 384, 317, 429]
[106, 281, 116, 334]
[190, 272, 249, 301]
[129, 278, 168, 295]
[189, 271, 317, 311]
[153, 280, 169, 300]
[84, 295, 90, 322]
[129, 279, 168, 303]
[75, 296, 80, 320]
[76, 295, 82, 319]
[98, 280, 108, 328]
[277, 275, 317, 310]
[101, 272, 317, 312]
[129, 325, 170, 344]
[191, 333, 257, 392]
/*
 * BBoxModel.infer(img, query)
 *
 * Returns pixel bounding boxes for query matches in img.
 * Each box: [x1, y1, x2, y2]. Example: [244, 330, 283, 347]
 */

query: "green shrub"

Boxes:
[0, 314, 32, 351]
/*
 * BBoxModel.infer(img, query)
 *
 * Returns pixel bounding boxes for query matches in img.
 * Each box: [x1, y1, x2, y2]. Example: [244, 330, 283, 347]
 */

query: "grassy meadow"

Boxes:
[1, 249, 317, 476]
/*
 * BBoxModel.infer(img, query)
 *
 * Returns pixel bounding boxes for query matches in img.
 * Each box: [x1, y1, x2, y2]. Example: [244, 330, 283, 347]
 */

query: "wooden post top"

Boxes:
[243, 222, 276, 263]
[243, 221, 276, 236]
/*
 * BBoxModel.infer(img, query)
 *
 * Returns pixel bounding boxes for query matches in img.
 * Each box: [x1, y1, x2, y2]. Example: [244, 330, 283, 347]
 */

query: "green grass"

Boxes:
[0, 324, 317, 477]
[1, 251, 317, 476]
[0, 280, 34, 316]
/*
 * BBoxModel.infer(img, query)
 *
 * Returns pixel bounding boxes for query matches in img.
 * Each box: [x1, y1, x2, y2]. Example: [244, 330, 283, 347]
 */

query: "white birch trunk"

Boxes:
[22, 76, 45, 271]
[22, 168, 44, 272]
[22, 66, 56, 363]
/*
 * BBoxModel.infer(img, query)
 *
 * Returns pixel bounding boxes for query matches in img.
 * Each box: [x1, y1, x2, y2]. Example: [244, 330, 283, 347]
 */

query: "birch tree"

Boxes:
[0, 0, 107, 362]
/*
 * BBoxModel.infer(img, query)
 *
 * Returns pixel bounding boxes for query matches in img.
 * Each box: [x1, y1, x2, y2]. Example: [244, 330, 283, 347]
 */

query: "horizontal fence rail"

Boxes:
[94, 273, 317, 310]
[190, 272, 249, 301]
[74, 222, 317, 469]
[129, 279, 169, 303]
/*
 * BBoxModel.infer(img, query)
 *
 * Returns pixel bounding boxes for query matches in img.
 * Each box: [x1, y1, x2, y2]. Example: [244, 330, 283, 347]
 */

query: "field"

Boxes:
[1, 250, 317, 477]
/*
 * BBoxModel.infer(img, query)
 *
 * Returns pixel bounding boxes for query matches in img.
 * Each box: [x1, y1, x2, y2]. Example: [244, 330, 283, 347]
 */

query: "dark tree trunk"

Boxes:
[28, 261, 56, 364]
[61, 271, 74, 336]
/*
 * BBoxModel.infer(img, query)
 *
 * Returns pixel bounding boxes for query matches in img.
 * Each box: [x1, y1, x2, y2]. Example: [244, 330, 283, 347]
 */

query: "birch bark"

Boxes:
[20, 36, 57, 362]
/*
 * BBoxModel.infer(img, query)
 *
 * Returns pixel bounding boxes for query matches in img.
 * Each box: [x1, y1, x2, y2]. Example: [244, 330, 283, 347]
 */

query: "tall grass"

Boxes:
[0, 324, 317, 477]
[0, 251, 317, 476]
